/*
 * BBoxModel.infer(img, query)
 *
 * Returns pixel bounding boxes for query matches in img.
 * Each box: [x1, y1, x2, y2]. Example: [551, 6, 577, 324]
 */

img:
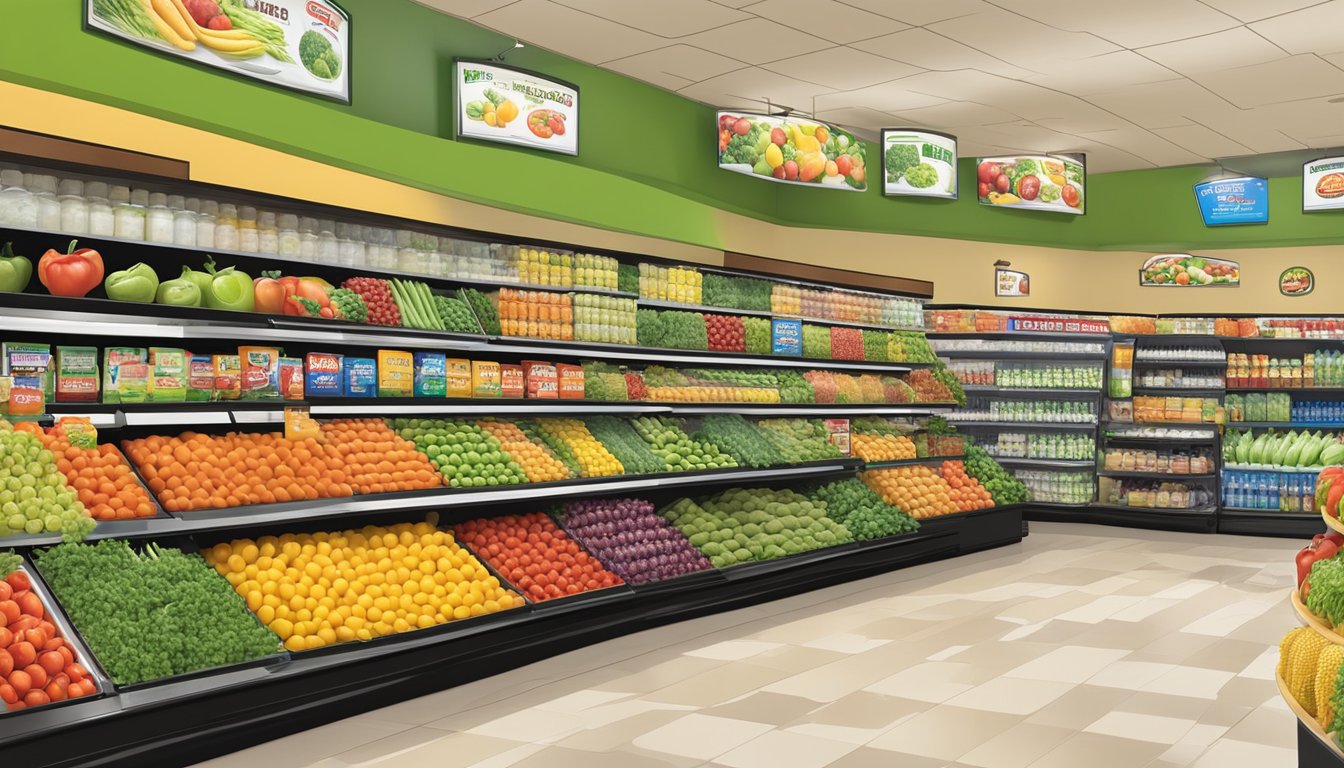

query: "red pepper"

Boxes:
[1331, 482, 1344, 520]
[38, 239, 104, 298]
[1298, 545, 1318, 587]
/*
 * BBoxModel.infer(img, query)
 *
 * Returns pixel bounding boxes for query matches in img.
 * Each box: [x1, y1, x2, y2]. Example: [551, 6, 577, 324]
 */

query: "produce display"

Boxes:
[572, 253, 620, 291]
[701, 273, 771, 313]
[462, 289, 501, 335]
[963, 445, 1030, 505]
[1224, 428, 1344, 468]
[535, 419, 624, 478]
[476, 421, 573, 484]
[983, 363, 1104, 390]
[1227, 394, 1344, 425]
[862, 466, 958, 519]
[0, 425, 94, 539]
[705, 313, 746, 353]
[340, 277, 400, 327]
[514, 248, 572, 287]
[980, 431, 1093, 461]
[637, 309, 708, 351]
[802, 325, 830, 359]
[205, 520, 522, 652]
[1277, 626, 1344, 732]
[755, 419, 843, 463]
[940, 461, 995, 512]
[1020, 470, 1094, 504]
[581, 362, 630, 402]
[392, 419, 526, 489]
[950, 398, 1096, 424]
[433, 295, 483, 334]
[663, 487, 854, 568]
[810, 478, 918, 540]
[641, 367, 780, 403]
[573, 294, 636, 345]
[830, 327, 864, 360]
[321, 419, 442, 494]
[498, 289, 572, 340]
[908, 369, 956, 402]
[558, 498, 712, 585]
[583, 416, 666, 476]
[691, 414, 783, 469]
[1102, 446, 1214, 474]
[454, 512, 624, 602]
[35, 540, 280, 685]
[38, 426, 157, 521]
[0, 562, 99, 712]
[629, 416, 736, 472]
[638, 264, 702, 304]
[851, 434, 917, 462]
[743, 317, 771, 354]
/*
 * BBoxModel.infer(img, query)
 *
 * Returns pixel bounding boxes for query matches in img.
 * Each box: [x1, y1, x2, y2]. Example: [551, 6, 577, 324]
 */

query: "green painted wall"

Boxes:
[2, 0, 1341, 253]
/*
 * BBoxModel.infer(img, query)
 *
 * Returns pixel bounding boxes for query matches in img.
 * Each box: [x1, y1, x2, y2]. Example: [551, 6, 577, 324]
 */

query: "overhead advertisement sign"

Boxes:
[716, 112, 867, 191]
[995, 268, 1030, 297]
[1303, 156, 1344, 212]
[456, 60, 579, 155]
[1194, 176, 1267, 226]
[882, 129, 957, 199]
[1140, 255, 1240, 287]
[976, 154, 1085, 214]
[85, 0, 351, 103]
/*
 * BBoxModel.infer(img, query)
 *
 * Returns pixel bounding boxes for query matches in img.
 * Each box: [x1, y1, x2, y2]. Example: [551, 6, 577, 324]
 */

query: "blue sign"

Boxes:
[1194, 176, 1268, 226]
[771, 319, 802, 356]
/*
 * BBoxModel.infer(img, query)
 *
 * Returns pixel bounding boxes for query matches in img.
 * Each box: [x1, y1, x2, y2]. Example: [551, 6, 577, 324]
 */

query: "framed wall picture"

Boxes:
[456, 60, 579, 156]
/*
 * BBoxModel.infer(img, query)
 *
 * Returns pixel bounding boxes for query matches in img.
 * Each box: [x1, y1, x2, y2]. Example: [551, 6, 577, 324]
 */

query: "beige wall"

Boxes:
[2, 81, 1331, 316]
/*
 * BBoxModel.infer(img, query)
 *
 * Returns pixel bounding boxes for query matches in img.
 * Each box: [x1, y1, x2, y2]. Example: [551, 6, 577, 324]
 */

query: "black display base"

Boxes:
[1, 507, 1024, 768]
[1025, 504, 1217, 534]
[1300, 720, 1344, 768]
[1218, 510, 1325, 539]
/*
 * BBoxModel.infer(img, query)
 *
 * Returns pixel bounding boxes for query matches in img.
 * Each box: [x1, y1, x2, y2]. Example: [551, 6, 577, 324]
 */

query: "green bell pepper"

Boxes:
[204, 261, 255, 312]
[155, 275, 202, 307]
[180, 262, 215, 298]
[0, 242, 32, 293]
[104, 262, 160, 303]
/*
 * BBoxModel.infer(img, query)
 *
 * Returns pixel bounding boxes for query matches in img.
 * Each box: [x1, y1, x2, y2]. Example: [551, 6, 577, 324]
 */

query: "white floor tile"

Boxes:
[928, 644, 972, 661]
[714, 728, 859, 768]
[1180, 602, 1276, 637]
[1083, 711, 1196, 744]
[945, 677, 1074, 715]
[1190, 738, 1296, 768]
[864, 662, 975, 703]
[1005, 646, 1129, 684]
[632, 714, 773, 761]
[683, 640, 784, 661]
[1055, 596, 1146, 624]
[1087, 661, 1177, 691]
[1141, 666, 1237, 700]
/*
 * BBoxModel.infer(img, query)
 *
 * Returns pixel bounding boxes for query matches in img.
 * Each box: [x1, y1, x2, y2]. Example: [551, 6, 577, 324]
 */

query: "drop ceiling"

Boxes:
[418, 0, 1344, 173]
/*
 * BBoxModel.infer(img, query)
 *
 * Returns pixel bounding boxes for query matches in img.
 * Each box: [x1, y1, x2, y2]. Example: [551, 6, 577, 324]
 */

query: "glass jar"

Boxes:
[59, 179, 89, 234]
[30, 174, 62, 231]
[298, 216, 318, 260]
[257, 211, 278, 255]
[0, 169, 38, 228]
[316, 219, 338, 264]
[336, 222, 364, 268]
[146, 192, 174, 244]
[236, 205, 258, 253]
[113, 187, 146, 240]
[85, 181, 114, 237]
[194, 200, 217, 248]
[277, 214, 301, 257]
[214, 203, 239, 250]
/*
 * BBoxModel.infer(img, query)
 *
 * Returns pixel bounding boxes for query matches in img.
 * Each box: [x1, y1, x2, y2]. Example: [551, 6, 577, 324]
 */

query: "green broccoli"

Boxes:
[310, 58, 332, 80]
[723, 134, 759, 166]
[299, 30, 340, 80]
[905, 163, 939, 189]
[885, 143, 919, 182]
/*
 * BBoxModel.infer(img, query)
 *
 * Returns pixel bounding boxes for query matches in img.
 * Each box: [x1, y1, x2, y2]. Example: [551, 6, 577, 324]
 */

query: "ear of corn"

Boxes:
[1288, 628, 1332, 717]
[1281, 627, 1306, 680]
[1317, 645, 1344, 729]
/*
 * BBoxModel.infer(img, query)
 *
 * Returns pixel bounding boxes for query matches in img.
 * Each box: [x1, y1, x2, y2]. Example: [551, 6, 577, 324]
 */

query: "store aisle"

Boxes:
[191, 523, 1302, 768]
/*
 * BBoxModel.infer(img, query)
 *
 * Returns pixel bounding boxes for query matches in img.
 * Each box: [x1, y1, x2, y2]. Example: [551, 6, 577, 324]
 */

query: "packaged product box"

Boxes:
[102, 347, 147, 404]
[148, 348, 188, 402]
[413, 352, 447, 398]
[4, 342, 53, 401]
[304, 352, 343, 398]
[55, 346, 99, 403]
[344, 357, 376, 398]
[446, 358, 472, 398]
[0, 376, 10, 415]
[471, 360, 501, 398]
[213, 354, 242, 401]
[556, 363, 585, 399]
[500, 364, 524, 399]
[239, 346, 281, 400]
[186, 354, 215, 402]
[377, 350, 414, 397]
[116, 361, 150, 404]
[279, 357, 305, 401]
[771, 319, 802, 356]
[523, 360, 558, 399]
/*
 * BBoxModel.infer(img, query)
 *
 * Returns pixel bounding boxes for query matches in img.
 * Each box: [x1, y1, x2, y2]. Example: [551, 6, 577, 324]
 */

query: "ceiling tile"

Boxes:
[603, 45, 748, 91]
[991, 0, 1240, 48]
[710, 0, 759, 6]
[1198, 0, 1324, 23]
[1024, 51, 1182, 95]
[550, 0, 750, 36]
[413, 0, 517, 18]
[761, 47, 922, 91]
[474, 0, 664, 62]
[838, 0, 993, 26]
[851, 28, 1037, 78]
[1137, 28, 1287, 76]
[1085, 79, 1241, 129]
[812, 82, 948, 113]
[1250, 98, 1344, 145]
[1034, 108, 1133, 135]
[1078, 126, 1206, 166]
[809, 107, 895, 138]
[742, 0, 908, 44]
[1250, 2, 1344, 54]
[927, 7, 1123, 70]
[957, 122, 1090, 152]
[890, 101, 1024, 128]
[680, 18, 832, 65]
[1191, 54, 1344, 107]
[1065, 145, 1149, 173]
[1152, 124, 1255, 158]
[677, 67, 835, 112]
[896, 71, 1097, 124]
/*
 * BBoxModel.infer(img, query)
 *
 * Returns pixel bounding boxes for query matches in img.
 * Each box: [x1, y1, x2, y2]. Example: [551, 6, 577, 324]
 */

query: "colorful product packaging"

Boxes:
[280, 357, 305, 401]
[446, 358, 472, 398]
[523, 360, 558, 399]
[304, 353, 343, 398]
[55, 346, 99, 403]
[116, 360, 150, 404]
[414, 352, 447, 397]
[500, 364, 524, 399]
[148, 348, 187, 402]
[239, 346, 281, 400]
[377, 350, 414, 397]
[213, 354, 241, 401]
[4, 342, 53, 399]
[343, 357, 376, 398]
[557, 363, 585, 399]
[102, 347, 147, 405]
[187, 353, 215, 402]
[471, 361, 501, 398]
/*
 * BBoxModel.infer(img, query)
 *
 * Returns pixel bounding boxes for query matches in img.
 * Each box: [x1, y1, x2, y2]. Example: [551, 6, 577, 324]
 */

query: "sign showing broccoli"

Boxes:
[881, 130, 957, 199]
[300, 30, 341, 80]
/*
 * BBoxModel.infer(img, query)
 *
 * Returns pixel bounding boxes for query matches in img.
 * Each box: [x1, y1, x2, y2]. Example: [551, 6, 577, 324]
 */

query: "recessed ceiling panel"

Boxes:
[473, 0, 664, 63]
[550, 0, 751, 37]
[742, 0, 909, 44]
[761, 48, 921, 91]
[604, 46, 748, 92]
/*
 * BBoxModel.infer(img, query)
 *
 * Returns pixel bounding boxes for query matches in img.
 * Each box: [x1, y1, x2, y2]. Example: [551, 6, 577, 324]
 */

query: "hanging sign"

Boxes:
[1140, 255, 1240, 287]
[716, 112, 867, 191]
[1194, 176, 1267, 226]
[976, 154, 1085, 214]
[455, 60, 579, 155]
[995, 268, 1030, 297]
[85, 0, 351, 102]
[1280, 267, 1315, 296]
[1304, 157, 1344, 212]
[881, 129, 957, 199]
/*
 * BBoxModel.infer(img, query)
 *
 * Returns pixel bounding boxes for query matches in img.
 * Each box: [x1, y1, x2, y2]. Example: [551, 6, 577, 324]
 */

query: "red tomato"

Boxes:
[0, 601, 18, 625]
[733, 117, 752, 136]
[24, 664, 48, 689]
[0, 582, 10, 602]
[0, 648, 12, 677]
[770, 127, 786, 146]
[978, 181, 991, 198]
[45, 680, 66, 702]
[994, 174, 1011, 193]
[5, 572, 29, 592]
[8, 669, 31, 697]
[16, 592, 42, 619]
[10, 641, 36, 669]
[1062, 183, 1080, 208]
[23, 689, 49, 707]
[977, 161, 999, 184]
[0, 684, 16, 704]
[23, 627, 48, 649]
[835, 155, 853, 177]
[38, 651, 64, 677]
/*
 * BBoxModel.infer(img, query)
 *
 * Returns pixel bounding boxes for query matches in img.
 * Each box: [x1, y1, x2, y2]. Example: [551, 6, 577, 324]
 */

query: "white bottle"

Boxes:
[277, 214, 301, 257]
[85, 181, 115, 237]
[30, 174, 63, 231]
[0, 169, 38, 228]
[146, 192, 174, 244]
[257, 210, 279, 255]
[196, 200, 218, 248]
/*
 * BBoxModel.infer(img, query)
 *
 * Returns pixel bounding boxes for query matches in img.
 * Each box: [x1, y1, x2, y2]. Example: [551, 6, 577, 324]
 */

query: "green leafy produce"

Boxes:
[580, 362, 629, 402]
[0, 549, 20, 577]
[684, 368, 777, 389]
[1308, 556, 1344, 627]
[963, 444, 1029, 505]
[776, 370, 815, 403]
[702, 274, 773, 312]
[218, 0, 293, 62]
[885, 143, 919, 183]
[812, 478, 918, 540]
[433, 295, 482, 334]
[889, 331, 937, 363]
[863, 331, 890, 362]
[637, 309, 708, 351]
[933, 361, 967, 406]
[393, 418, 526, 488]
[631, 416, 737, 472]
[34, 540, 280, 685]
[662, 487, 853, 568]
[327, 288, 367, 324]
[618, 264, 640, 294]
[585, 416, 665, 475]
[904, 163, 939, 189]
[756, 418, 842, 463]
[743, 317, 772, 355]
[0, 427, 94, 540]
[802, 324, 831, 359]
[692, 414, 783, 469]
[299, 30, 341, 80]
[92, 0, 164, 42]
[461, 288, 501, 335]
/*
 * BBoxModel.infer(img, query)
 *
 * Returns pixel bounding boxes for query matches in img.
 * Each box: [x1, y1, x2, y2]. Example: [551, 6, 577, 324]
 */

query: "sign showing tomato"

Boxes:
[456, 60, 579, 156]
[1304, 156, 1344, 212]
[1280, 267, 1314, 297]
[716, 111, 866, 191]
[1194, 176, 1267, 226]
[1140, 255, 1240, 287]
[995, 268, 1030, 297]
[976, 154, 1085, 215]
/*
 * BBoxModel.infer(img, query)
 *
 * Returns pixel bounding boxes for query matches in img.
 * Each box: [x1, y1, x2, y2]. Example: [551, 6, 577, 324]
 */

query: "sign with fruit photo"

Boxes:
[882, 129, 957, 199]
[716, 112, 866, 191]
[1303, 156, 1344, 212]
[85, 0, 350, 102]
[456, 60, 578, 156]
[1140, 254, 1240, 287]
[976, 154, 1085, 214]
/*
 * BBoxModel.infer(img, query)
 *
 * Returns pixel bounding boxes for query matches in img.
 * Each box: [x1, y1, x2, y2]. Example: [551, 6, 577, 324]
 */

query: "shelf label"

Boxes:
[825, 418, 851, 455]
[284, 406, 319, 441]
[1008, 317, 1108, 334]
[772, 319, 802, 356]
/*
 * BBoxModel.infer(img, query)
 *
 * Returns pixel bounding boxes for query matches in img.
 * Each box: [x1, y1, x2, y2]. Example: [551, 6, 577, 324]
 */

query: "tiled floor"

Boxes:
[190, 523, 1305, 768]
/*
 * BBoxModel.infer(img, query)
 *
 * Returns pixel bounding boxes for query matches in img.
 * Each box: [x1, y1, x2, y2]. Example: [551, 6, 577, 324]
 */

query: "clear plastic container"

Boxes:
[316, 219, 338, 265]
[112, 187, 146, 241]
[336, 222, 363, 268]
[0, 169, 39, 228]
[172, 208, 196, 247]
[298, 216, 318, 260]
[85, 181, 114, 237]
[30, 174, 62, 231]
[257, 211, 278, 255]
[196, 199, 217, 249]
[236, 205, 258, 253]
[277, 214, 301, 257]
[146, 192, 175, 244]
[214, 203, 239, 250]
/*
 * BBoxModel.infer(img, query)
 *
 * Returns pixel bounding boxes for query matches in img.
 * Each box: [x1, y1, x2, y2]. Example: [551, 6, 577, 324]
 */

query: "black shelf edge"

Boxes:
[1225, 387, 1344, 393]
[862, 455, 963, 469]
[1025, 504, 1217, 533]
[926, 331, 1110, 340]
[1216, 509, 1325, 538]
[962, 386, 1103, 396]
[992, 457, 1094, 469]
[1132, 359, 1227, 366]
[946, 420, 1098, 431]
[934, 351, 1108, 361]
[1225, 422, 1344, 429]
[1130, 387, 1226, 396]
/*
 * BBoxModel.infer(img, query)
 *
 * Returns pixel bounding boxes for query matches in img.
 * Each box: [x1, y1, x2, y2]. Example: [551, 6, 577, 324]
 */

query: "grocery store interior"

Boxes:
[7, 2, 1344, 768]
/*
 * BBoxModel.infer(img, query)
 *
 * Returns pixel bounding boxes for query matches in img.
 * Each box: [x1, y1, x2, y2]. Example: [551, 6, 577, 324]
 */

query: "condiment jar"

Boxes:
[85, 182, 115, 237]
[316, 219, 338, 264]
[112, 186, 146, 241]
[58, 178, 89, 234]
[0, 170, 37, 228]
[257, 210, 278, 255]
[29, 174, 62, 231]
[214, 203, 239, 250]
[196, 200, 218, 248]
[146, 192, 175, 244]
[277, 214, 301, 257]
[298, 216, 318, 260]
[169, 195, 196, 247]
[236, 205, 258, 253]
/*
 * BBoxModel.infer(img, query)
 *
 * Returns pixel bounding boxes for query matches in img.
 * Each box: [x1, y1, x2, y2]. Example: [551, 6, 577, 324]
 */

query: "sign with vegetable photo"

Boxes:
[456, 61, 579, 156]
[1303, 156, 1344, 212]
[976, 154, 1085, 214]
[1193, 176, 1267, 226]
[882, 130, 957, 199]
[716, 112, 866, 191]
[1139, 255, 1240, 287]
[1280, 267, 1314, 296]
[85, 0, 350, 102]
[995, 268, 1030, 297]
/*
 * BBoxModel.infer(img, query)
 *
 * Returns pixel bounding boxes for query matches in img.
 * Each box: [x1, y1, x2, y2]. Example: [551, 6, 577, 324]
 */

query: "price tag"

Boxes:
[284, 406, 318, 441]
[825, 418, 851, 456]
